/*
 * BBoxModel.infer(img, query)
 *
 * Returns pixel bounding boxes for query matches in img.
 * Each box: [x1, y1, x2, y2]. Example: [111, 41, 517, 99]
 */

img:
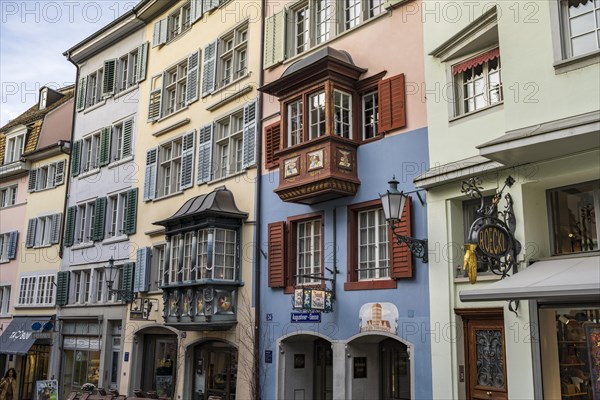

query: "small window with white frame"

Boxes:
[158, 137, 182, 197]
[106, 191, 129, 238]
[218, 23, 249, 88]
[110, 118, 133, 162]
[36, 163, 56, 191]
[167, 1, 192, 42]
[288, 99, 304, 146]
[559, 0, 600, 58]
[0, 232, 12, 262]
[357, 207, 390, 280]
[362, 91, 379, 140]
[17, 274, 55, 306]
[153, 244, 166, 290]
[82, 131, 101, 172]
[0, 286, 10, 314]
[117, 48, 139, 91]
[296, 218, 322, 285]
[86, 68, 104, 107]
[76, 201, 96, 244]
[309, 90, 326, 139]
[4, 129, 26, 164]
[214, 110, 244, 179]
[0, 185, 17, 208]
[333, 89, 352, 138]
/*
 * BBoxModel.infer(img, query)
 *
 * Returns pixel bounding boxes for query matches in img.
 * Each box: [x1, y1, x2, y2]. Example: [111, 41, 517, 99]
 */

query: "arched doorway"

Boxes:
[192, 340, 238, 400]
[133, 326, 178, 398]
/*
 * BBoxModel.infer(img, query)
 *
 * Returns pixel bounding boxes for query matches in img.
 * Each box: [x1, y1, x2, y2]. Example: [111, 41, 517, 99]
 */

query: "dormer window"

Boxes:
[39, 88, 48, 110]
[4, 128, 26, 164]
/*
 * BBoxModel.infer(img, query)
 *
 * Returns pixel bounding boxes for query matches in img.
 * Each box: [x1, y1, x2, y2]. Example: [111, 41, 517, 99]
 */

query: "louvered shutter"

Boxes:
[122, 118, 134, 157]
[64, 206, 77, 247]
[264, 121, 281, 169]
[98, 126, 112, 166]
[179, 130, 196, 190]
[264, 10, 286, 69]
[378, 73, 406, 134]
[55, 160, 65, 186]
[148, 88, 162, 121]
[28, 169, 37, 192]
[390, 198, 414, 279]
[242, 101, 257, 169]
[55, 271, 70, 306]
[202, 0, 219, 13]
[191, 0, 203, 22]
[268, 222, 286, 288]
[92, 197, 107, 241]
[152, 18, 168, 47]
[143, 148, 158, 201]
[201, 40, 217, 97]
[103, 59, 117, 96]
[186, 50, 201, 105]
[26, 218, 37, 248]
[134, 247, 152, 292]
[50, 213, 62, 244]
[124, 188, 138, 235]
[196, 124, 213, 184]
[136, 42, 149, 83]
[71, 140, 81, 177]
[76, 77, 87, 111]
[122, 262, 135, 296]
[7, 231, 18, 259]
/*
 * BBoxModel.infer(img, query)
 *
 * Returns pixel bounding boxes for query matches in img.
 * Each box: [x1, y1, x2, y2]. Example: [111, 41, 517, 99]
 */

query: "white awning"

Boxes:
[459, 255, 600, 302]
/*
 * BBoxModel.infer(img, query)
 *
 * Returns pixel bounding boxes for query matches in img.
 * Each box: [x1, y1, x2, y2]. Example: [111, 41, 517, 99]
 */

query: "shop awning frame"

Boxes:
[0, 316, 54, 356]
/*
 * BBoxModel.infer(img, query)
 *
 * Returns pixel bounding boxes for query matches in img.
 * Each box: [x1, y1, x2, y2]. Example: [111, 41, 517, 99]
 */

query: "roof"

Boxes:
[281, 47, 357, 78]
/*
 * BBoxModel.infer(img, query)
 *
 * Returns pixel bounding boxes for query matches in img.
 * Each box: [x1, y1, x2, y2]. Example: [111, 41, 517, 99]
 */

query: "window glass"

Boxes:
[309, 91, 326, 139]
[358, 208, 389, 280]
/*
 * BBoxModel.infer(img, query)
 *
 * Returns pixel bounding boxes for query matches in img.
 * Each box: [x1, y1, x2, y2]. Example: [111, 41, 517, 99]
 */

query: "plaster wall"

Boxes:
[37, 99, 73, 148]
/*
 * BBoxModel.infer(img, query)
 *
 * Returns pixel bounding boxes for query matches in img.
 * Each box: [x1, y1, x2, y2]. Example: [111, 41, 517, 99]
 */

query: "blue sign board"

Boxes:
[290, 312, 321, 323]
[266, 313, 273, 321]
[124, 352, 129, 362]
[265, 350, 273, 364]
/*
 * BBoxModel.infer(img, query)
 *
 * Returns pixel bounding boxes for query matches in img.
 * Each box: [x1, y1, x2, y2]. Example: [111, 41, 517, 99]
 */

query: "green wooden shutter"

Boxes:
[26, 218, 37, 248]
[92, 197, 107, 241]
[136, 42, 149, 83]
[264, 10, 286, 69]
[186, 50, 201, 105]
[103, 59, 117, 96]
[76, 77, 87, 111]
[54, 160, 65, 186]
[71, 140, 81, 177]
[64, 206, 77, 247]
[55, 271, 70, 306]
[28, 169, 37, 192]
[124, 188, 138, 235]
[99, 126, 112, 166]
[122, 118, 134, 158]
[122, 262, 135, 294]
[50, 213, 62, 244]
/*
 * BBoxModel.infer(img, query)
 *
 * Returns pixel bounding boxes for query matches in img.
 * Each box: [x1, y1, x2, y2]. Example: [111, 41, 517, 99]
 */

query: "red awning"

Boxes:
[452, 48, 500, 75]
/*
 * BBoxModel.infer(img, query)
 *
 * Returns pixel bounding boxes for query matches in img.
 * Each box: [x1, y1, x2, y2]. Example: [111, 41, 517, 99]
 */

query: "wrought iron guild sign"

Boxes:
[461, 176, 521, 283]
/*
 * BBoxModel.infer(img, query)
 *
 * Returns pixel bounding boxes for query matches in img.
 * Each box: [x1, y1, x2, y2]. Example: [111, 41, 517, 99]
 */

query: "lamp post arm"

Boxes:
[389, 223, 429, 263]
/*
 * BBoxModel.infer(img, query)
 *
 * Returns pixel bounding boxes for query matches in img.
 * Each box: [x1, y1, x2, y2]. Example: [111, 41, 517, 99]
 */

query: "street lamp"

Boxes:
[105, 257, 135, 302]
[380, 177, 428, 263]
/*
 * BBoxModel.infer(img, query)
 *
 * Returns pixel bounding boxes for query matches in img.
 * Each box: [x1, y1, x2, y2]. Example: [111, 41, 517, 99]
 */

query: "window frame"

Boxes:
[361, 90, 379, 141]
[0, 233, 10, 262]
[559, 0, 600, 59]
[163, 59, 189, 117]
[167, 1, 192, 42]
[81, 131, 101, 173]
[106, 191, 129, 239]
[458, 196, 496, 279]
[4, 130, 26, 164]
[217, 22, 249, 89]
[157, 137, 183, 198]
[17, 274, 56, 306]
[75, 201, 96, 244]
[85, 68, 104, 107]
[0, 185, 17, 208]
[214, 109, 244, 179]
[286, 212, 324, 290]
[0, 286, 10, 315]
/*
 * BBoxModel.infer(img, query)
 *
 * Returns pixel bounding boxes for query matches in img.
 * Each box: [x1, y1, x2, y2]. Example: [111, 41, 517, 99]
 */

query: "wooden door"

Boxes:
[457, 308, 508, 400]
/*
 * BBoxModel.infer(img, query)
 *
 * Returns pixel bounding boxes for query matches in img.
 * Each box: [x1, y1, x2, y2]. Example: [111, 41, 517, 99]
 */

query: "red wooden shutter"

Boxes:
[268, 221, 286, 288]
[265, 121, 281, 169]
[378, 73, 406, 134]
[390, 197, 413, 279]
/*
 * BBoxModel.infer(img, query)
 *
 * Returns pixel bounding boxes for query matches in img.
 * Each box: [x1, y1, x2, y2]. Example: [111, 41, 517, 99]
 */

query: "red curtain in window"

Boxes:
[452, 48, 500, 75]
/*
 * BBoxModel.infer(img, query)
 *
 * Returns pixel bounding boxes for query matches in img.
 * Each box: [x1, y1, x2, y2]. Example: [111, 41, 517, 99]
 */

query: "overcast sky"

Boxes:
[1, 1, 138, 127]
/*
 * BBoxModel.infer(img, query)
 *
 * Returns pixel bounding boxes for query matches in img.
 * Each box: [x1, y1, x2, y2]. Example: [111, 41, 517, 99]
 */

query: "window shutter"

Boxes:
[134, 247, 152, 292]
[191, 0, 203, 22]
[136, 42, 149, 83]
[102, 59, 117, 96]
[55, 160, 65, 186]
[196, 124, 213, 184]
[71, 140, 81, 177]
[98, 126, 112, 166]
[186, 50, 201, 105]
[180, 130, 196, 190]
[202, 0, 219, 13]
[7, 231, 18, 259]
[378, 73, 406, 134]
[148, 88, 162, 121]
[242, 100, 257, 169]
[390, 197, 413, 279]
[264, 121, 281, 169]
[152, 18, 168, 47]
[122, 262, 135, 295]
[201, 40, 217, 97]
[264, 10, 286, 69]
[122, 118, 134, 157]
[28, 169, 37, 192]
[91, 197, 106, 241]
[50, 213, 62, 244]
[26, 218, 37, 248]
[268, 222, 286, 288]
[76, 77, 87, 111]
[64, 206, 77, 247]
[124, 188, 138, 235]
[143, 148, 158, 201]
[55, 271, 70, 306]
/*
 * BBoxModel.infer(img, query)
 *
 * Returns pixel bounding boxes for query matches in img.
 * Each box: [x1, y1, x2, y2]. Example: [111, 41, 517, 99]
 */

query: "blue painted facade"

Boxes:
[258, 128, 432, 399]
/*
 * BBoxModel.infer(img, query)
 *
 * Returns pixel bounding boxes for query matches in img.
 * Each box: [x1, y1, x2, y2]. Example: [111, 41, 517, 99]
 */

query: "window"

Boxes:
[296, 219, 322, 285]
[158, 138, 182, 197]
[357, 208, 389, 280]
[458, 196, 495, 278]
[109, 118, 134, 163]
[0, 186, 17, 208]
[35, 216, 52, 247]
[362, 91, 379, 140]
[96, 270, 105, 303]
[4, 131, 25, 164]
[153, 244, 166, 290]
[167, 1, 192, 41]
[218, 24, 249, 88]
[76, 202, 95, 244]
[164, 60, 188, 116]
[314, 0, 332, 44]
[117, 48, 139, 91]
[333, 90, 352, 138]
[309, 90, 326, 139]
[28, 160, 65, 192]
[0, 286, 10, 314]
[341, 0, 385, 31]
[560, 0, 600, 57]
[86, 68, 104, 107]
[0, 231, 18, 262]
[215, 110, 244, 179]
[17, 274, 55, 306]
[293, 3, 310, 55]
[453, 49, 502, 115]
[82, 132, 101, 172]
[548, 180, 599, 255]
[72, 270, 92, 304]
[287, 100, 303, 146]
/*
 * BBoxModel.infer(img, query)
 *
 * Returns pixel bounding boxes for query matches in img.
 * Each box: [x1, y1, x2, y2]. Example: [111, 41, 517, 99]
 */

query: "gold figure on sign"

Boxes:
[464, 244, 478, 284]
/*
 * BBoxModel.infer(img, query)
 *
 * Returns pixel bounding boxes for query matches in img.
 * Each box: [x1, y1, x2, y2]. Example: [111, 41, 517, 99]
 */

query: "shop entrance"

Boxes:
[192, 341, 238, 400]
[140, 334, 178, 399]
[313, 339, 333, 400]
[20, 344, 51, 400]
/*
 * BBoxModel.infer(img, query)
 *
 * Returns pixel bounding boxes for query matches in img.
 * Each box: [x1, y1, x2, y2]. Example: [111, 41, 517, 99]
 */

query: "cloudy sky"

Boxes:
[1, 0, 138, 126]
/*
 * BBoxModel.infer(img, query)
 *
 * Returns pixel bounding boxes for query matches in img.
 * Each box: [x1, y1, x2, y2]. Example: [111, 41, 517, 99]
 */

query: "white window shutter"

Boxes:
[28, 169, 37, 192]
[122, 118, 134, 157]
[136, 42, 149, 83]
[148, 88, 162, 121]
[143, 148, 159, 201]
[201, 40, 218, 97]
[102, 59, 117, 96]
[7, 231, 18, 259]
[26, 218, 37, 248]
[191, 0, 203, 22]
[202, 0, 219, 13]
[134, 247, 152, 292]
[179, 130, 196, 190]
[196, 124, 214, 184]
[153, 18, 168, 47]
[50, 213, 62, 244]
[76, 76, 87, 111]
[55, 160, 65, 186]
[242, 100, 257, 169]
[186, 50, 201, 105]
[264, 10, 286, 69]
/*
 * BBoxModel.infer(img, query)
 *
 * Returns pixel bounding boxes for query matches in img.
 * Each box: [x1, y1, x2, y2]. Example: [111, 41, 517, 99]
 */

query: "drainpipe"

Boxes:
[254, 1, 266, 398]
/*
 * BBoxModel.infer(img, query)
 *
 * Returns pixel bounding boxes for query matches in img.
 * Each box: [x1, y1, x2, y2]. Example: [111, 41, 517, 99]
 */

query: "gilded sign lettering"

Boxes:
[478, 225, 510, 257]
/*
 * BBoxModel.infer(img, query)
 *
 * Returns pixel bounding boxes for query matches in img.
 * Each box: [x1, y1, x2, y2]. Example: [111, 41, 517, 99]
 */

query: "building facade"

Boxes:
[418, 1, 600, 399]
[259, 1, 432, 399]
